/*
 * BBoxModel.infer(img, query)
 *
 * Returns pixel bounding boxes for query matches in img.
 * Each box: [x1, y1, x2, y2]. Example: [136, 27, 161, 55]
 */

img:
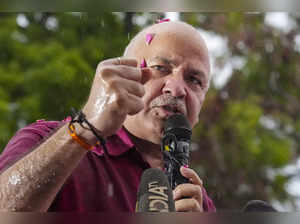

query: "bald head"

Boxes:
[124, 21, 210, 76]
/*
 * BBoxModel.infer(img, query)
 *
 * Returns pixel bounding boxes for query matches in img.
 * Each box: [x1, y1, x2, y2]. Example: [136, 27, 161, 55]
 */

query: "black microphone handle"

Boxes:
[162, 114, 192, 190]
[162, 136, 190, 189]
[173, 140, 190, 187]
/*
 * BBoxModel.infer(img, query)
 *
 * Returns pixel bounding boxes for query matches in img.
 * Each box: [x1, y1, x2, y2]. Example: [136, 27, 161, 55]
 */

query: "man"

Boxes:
[0, 20, 215, 212]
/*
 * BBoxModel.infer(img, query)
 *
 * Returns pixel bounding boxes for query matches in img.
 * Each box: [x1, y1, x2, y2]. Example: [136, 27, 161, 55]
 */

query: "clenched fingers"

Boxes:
[175, 198, 203, 212]
[173, 183, 202, 201]
[99, 57, 138, 67]
[97, 59, 151, 85]
[83, 56, 151, 136]
[119, 92, 144, 115]
[107, 77, 145, 98]
[180, 166, 203, 186]
[172, 166, 204, 212]
[99, 65, 142, 83]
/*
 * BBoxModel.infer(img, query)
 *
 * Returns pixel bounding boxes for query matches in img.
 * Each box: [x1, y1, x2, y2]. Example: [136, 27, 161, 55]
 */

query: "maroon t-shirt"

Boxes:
[0, 120, 216, 212]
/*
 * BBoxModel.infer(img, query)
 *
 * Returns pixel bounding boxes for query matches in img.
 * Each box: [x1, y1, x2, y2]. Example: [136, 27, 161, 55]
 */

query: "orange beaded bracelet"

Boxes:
[68, 123, 99, 151]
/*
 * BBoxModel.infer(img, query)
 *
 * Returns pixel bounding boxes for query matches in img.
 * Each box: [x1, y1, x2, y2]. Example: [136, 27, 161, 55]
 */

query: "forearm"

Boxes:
[0, 123, 91, 211]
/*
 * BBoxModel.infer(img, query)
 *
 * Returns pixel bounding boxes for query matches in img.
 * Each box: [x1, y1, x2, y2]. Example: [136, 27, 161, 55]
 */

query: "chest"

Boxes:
[49, 152, 148, 212]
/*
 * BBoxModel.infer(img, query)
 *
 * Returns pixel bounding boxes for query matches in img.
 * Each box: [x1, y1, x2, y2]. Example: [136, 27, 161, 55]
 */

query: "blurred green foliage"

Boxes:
[0, 12, 300, 210]
[0, 12, 132, 144]
[182, 12, 300, 209]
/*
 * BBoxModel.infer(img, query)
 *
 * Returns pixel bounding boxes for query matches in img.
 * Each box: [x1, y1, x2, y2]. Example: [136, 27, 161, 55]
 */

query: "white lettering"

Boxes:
[148, 195, 168, 201]
[148, 181, 158, 188]
[149, 186, 168, 199]
[149, 200, 169, 212]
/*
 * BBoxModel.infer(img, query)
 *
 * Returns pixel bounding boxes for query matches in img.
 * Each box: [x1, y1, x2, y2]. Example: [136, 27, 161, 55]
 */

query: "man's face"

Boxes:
[124, 26, 210, 144]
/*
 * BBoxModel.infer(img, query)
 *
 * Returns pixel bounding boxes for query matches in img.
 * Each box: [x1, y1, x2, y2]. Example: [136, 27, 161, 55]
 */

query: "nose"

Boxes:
[162, 74, 187, 98]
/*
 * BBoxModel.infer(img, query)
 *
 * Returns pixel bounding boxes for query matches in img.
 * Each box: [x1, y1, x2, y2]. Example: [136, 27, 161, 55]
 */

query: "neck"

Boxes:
[123, 127, 164, 169]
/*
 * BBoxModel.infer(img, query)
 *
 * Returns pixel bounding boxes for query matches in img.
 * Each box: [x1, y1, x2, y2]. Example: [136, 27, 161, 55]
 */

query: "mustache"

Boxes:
[149, 94, 187, 115]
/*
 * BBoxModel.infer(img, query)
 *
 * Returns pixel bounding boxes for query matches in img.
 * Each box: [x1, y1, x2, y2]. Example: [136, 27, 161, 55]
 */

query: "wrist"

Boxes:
[67, 108, 107, 151]
[72, 122, 99, 146]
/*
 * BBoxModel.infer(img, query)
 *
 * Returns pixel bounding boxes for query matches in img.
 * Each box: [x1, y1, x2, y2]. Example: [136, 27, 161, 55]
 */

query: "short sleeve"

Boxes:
[0, 120, 62, 173]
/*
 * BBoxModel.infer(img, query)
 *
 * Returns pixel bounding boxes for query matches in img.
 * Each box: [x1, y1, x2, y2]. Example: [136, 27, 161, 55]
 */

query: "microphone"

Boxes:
[136, 168, 175, 212]
[242, 200, 277, 212]
[161, 114, 192, 189]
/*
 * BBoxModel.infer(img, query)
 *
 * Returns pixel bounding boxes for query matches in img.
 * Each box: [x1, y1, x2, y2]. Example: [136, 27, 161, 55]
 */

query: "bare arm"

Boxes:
[0, 57, 149, 211]
[0, 123, 92, 211]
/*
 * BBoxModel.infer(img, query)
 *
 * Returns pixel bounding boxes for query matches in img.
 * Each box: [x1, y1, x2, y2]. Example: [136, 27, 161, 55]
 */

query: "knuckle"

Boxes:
[98, 60, 106, 66]
[99, 66, 114, 78]
[96, 62, 104, 73]
[126, 58, 138, 67]
[193, 185, 202, 197]
[191, 199, 199, 210]
[179, 184, 187, 191]
[108, 78, 120, 90]
[195, 185, 202, 193]
[98, 59, 111, 67]
[127, 67, 141, 82]
[176, 188, 182, 196]
[115, 92, 126, 106]
[116, 99, 127, 112]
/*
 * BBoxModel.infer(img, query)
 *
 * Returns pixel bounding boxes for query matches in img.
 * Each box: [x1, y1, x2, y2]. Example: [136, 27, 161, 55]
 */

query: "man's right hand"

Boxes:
[82, 57, 150, 139]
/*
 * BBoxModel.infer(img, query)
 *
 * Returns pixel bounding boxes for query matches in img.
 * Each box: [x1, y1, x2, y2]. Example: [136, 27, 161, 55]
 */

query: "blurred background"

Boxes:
[0, 12, 300, 211]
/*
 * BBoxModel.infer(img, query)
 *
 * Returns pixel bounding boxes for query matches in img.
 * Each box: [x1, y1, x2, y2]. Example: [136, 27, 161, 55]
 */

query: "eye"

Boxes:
[151, 65, 170, 73]
[189, 75, 203, 87]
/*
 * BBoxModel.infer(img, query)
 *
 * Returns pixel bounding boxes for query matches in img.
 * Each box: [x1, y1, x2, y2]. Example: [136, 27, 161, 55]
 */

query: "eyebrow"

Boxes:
[151, 56, 209, 82]
[152, 56, 177, 66]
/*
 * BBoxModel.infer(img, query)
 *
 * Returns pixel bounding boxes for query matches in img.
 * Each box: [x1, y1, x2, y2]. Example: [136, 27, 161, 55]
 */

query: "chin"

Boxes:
[136, 109, 169, 144]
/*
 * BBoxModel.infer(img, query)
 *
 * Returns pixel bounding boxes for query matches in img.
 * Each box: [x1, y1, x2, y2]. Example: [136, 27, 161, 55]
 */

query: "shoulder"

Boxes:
[0, 120, 63, 172]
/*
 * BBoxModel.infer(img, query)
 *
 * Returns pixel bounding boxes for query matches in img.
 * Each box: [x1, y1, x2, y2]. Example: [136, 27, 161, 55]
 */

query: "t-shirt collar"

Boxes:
[92, 127, 135, 157]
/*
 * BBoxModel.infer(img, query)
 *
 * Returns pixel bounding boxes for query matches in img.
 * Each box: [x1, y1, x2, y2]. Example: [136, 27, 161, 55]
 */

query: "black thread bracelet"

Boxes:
[70, 108, 108, 154]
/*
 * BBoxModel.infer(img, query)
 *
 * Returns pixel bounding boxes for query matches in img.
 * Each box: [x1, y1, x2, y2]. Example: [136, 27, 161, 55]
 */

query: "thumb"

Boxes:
[141, 68, 152, 84]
